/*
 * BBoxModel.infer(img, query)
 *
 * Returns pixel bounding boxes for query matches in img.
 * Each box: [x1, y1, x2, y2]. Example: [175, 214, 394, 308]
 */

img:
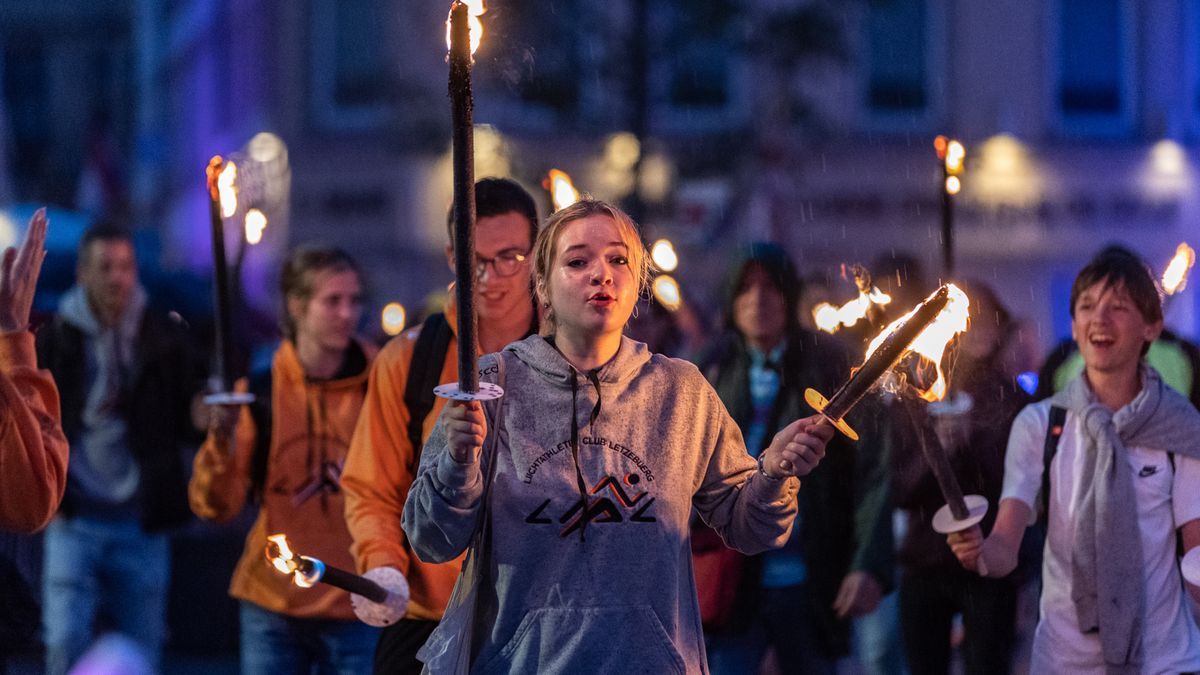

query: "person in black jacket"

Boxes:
[697, 242, 894, 674]
[36, 223, 200, 675]
[891, 280, 1029, 674]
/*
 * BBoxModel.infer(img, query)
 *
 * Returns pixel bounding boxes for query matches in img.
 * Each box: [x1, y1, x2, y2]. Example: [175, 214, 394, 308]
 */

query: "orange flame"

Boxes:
[244, 208, 267, 245]
[266, 534, 298, 575]
[813, 287, 892, 333]
[446, 0, 486, 56]
[546, 169, 580, 211]
[217, 161, 238, 218]
[265, 534, 316, 588]
[653, 275, 682, 312]
[862, 284, 970, 402]
[1162, 242, 1196, 296]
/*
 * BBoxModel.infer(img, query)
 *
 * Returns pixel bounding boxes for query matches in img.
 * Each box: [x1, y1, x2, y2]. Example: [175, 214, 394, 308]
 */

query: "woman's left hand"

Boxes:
[761, 415, 833, 478]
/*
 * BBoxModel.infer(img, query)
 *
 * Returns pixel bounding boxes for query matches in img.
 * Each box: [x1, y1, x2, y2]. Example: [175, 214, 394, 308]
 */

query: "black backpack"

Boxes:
[403, 312, 454, 471]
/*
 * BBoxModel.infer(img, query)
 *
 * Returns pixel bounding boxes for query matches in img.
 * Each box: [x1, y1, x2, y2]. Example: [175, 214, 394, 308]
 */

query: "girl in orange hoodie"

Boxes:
[189, 246, 378, 675]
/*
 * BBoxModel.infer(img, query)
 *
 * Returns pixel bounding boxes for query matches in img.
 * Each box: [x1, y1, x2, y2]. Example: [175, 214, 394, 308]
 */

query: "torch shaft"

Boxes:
[207, 160, 235, 392]
[941, 166, 954, 276]
[449, 1, 478, 392]
[912, 402, 971, 520]
[823, 286, 951, 422]
[319, 564, 390, 604]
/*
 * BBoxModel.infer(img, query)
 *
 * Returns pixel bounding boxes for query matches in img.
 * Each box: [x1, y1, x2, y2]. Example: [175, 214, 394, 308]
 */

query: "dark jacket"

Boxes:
[891, 361, 1028, 571]
[700, 328, 895, 657]
[36, 308, 200, 531]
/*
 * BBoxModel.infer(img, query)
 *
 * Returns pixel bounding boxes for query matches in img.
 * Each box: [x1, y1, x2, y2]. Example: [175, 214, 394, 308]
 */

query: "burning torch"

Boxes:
[1167, 243, 1200, 585]
[805, 284, 987, 555]
[812, 264, 892, 335]
[1162, 242, 1195, 306]
[203, 157, 255, 407]
[935, 136, 965, 276]
[435, 0, 503, 405]
[545, 168, 581, 212]
[266, 534, 409, 627]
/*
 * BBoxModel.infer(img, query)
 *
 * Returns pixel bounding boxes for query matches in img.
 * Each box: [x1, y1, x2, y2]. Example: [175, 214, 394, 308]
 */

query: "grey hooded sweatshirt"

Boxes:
[403, 335, 800, 674]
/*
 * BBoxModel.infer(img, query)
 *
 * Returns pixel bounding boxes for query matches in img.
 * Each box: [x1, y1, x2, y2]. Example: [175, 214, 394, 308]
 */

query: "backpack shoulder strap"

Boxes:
[405, 313, 454, 470]
[247, 366, 274, 503]
[1040, 405, 1068, 523]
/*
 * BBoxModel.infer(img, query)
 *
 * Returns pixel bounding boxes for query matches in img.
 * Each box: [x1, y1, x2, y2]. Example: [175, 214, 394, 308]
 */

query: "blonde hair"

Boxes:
[533, 199, 651, 335]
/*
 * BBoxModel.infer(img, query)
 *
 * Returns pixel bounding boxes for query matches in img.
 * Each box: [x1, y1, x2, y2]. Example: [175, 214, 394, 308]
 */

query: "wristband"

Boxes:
[757, 453, 785, 481]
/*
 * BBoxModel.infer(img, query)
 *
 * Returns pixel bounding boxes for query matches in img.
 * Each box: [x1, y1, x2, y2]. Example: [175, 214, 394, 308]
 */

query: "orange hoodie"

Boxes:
[342, 300, 467, 621]
[189, 338, 376, 620]
[0, 331, 68, 533]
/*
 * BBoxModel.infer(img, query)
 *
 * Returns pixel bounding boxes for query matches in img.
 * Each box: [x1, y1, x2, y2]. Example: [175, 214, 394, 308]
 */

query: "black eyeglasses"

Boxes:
[475, 251, 528, 278]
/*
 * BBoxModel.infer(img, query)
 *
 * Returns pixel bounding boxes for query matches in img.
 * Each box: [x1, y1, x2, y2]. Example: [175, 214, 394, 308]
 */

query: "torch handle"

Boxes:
[320, 563, 390, 604]
[914, 405, 971, 521]
[449, 1, 478, 393]
[208, 177, 235, 392]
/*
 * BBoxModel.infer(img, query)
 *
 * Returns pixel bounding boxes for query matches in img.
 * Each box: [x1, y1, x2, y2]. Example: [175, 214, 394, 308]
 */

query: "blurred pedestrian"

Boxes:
[36, 222, 200, 675]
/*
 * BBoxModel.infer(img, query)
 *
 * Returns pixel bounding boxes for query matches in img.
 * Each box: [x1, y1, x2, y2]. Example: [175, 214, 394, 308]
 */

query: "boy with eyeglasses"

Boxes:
[341, 177, 540, 674]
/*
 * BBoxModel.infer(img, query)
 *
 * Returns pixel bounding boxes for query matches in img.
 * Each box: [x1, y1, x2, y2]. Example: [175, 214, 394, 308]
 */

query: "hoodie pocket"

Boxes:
[479, 605, 686, 675]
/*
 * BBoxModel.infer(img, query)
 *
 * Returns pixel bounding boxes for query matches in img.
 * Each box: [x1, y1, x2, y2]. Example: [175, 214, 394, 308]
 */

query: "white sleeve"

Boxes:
[1172, 454, 1200, 528]
[1000, 403, 1049, 520]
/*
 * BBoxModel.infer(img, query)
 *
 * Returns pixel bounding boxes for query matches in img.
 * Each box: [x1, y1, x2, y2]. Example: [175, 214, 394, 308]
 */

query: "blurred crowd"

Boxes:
[2, 177, 1199, 675]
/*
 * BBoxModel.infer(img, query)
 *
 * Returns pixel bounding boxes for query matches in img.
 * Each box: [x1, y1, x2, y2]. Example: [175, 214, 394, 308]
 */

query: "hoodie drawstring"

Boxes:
[302, 383, 333, 513]
[569, 368, 603, 542]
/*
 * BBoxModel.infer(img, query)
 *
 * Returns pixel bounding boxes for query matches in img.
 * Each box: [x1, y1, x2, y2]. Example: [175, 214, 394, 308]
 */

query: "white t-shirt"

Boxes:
[1002, 399, 1200, 675]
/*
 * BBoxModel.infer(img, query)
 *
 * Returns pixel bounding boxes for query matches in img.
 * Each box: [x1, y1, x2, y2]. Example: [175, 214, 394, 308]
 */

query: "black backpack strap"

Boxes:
[405, 313, 454, 471]
[1040, 405, 1068, 523]
[247, 366, 274, 503]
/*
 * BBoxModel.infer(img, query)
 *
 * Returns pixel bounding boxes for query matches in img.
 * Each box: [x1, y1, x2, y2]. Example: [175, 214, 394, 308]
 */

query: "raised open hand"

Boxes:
[0, 208, 48, 333]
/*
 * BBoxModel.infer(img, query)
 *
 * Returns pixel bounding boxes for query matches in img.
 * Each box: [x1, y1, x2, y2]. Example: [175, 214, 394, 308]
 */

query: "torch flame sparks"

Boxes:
[217, 161, 238, 218]
[1162, 242, 1196, 296]
[265, 534, 316, 588]
[446, 0, 486, 56]
[546, 169, 580, 211]
[862, 284, 970, 402]
[266, 534, 298, 575]
[813, 288, 892, 333]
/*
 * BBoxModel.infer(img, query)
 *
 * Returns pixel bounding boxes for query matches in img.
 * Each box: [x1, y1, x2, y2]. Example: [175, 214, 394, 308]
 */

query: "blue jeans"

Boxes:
[240, 601, 380, 675]
[854, 590, 909, 675]
[706, 583, 835, 675]
[42, 516, 169, 675]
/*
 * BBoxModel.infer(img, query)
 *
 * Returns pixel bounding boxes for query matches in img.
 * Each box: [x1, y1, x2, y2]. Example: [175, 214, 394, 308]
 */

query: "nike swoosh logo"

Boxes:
[1138, 465, 1160, 478]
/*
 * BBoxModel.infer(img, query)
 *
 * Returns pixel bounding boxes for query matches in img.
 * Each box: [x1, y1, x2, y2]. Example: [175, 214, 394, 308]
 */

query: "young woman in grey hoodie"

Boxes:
[403, 199, 833, 674]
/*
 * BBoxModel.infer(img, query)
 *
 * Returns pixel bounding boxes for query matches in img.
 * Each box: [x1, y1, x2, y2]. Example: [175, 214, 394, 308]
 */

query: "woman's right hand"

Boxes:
[947, 524, 985, 573]
[446, 400, 487, 464]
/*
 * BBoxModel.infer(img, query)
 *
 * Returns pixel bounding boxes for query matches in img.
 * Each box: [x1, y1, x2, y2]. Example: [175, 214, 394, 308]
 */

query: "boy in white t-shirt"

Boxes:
[948, 250, 1200, 674]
